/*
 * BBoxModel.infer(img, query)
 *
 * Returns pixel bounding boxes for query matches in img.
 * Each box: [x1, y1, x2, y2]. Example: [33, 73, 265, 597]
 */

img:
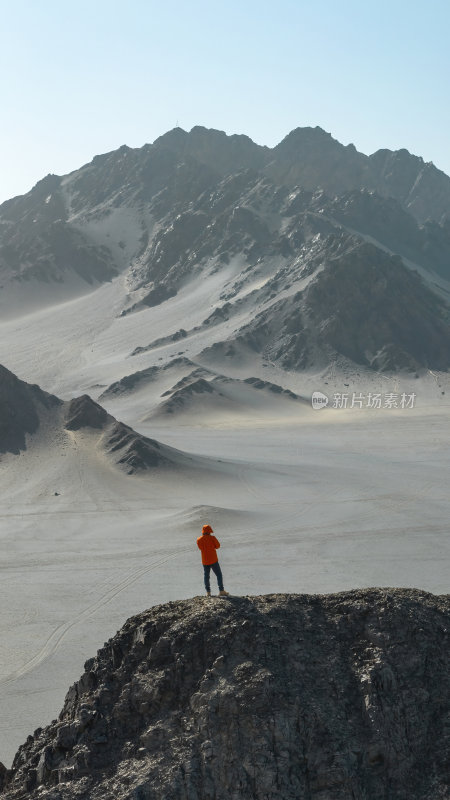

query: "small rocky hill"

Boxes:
[0, 589, 448, 800]
[147, 374, 303, 419]
[64, 395, 184, 474]
[0, 366, 190, 473]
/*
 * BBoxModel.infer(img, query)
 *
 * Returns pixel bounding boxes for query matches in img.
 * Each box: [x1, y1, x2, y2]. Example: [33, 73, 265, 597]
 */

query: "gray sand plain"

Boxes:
[0, 276, 448, 765]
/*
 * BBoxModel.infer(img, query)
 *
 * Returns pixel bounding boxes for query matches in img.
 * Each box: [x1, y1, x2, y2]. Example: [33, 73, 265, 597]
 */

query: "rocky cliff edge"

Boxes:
[1, 589, 448, 800]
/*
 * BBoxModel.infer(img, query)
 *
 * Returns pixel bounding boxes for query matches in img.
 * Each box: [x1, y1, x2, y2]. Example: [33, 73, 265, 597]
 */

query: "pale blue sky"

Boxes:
[1, 0, 449, 203]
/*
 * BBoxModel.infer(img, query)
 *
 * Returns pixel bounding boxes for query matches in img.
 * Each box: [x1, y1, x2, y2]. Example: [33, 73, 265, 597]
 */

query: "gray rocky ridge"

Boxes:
[150, 374, 304, 418]
[0, 367, 191, 474]
[0, 590, 447, 800]
[1, 127, 449, 374]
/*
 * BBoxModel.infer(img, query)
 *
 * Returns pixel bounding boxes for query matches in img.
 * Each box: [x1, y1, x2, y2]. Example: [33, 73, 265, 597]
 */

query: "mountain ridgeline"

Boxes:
[0, 125, 449, 373]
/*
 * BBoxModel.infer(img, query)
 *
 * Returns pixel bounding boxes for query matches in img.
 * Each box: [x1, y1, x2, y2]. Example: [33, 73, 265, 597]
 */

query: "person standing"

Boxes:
[197, 524, 229, 597]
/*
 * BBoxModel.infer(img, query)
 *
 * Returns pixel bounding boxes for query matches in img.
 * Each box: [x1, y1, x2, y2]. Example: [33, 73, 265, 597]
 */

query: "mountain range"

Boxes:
[1, 125, 449, 375]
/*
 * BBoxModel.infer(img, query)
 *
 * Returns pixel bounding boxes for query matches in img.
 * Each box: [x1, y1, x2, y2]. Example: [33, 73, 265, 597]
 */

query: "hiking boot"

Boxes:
[219, 590, 229, 596]
[206, 591, 211, 597]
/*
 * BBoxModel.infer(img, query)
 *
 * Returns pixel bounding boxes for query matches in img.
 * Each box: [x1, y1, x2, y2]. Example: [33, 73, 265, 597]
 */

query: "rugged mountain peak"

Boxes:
[0, 589, 447, 799]
[370, 146, 425, 177]
[1, 124, 450, 369]
[267, 126, 367, 195]
[274, 124, 337, 151]
[152, 126, 189, 151]
[189, 124, 263, 153]
[154, 125, 267, 175]
[368, 146, 450, 222]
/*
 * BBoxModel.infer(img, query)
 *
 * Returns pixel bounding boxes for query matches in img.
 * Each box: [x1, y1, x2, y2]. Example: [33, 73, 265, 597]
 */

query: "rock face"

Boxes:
[103, 421, 178, 473]
[157, 125, 450, 224]
[62, 397, 191, 475]
[202, 236, 450, 373]
[64, 396, 108, 431]
[0, 173, 117, 286]
[64, 398, 177, 473]
[1, 589, 448, 800]
[156, 377, 218, 415]
[265, 128, 450, 224]
[0, 364, 61, 454]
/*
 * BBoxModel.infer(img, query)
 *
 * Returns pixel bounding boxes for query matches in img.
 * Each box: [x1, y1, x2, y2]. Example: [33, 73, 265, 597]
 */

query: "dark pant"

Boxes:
[203, 561, 224, 592]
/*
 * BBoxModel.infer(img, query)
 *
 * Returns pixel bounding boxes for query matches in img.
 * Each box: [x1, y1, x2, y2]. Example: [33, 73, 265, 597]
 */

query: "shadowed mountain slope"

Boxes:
[0, 367, 192, 474]
[0, 589, 448, 800]
[201, 237, 450, 373]
[0, 364, 61, 454]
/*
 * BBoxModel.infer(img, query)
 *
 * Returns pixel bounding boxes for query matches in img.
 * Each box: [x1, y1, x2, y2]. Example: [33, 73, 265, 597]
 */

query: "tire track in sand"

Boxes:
[0, 545, 192, 686]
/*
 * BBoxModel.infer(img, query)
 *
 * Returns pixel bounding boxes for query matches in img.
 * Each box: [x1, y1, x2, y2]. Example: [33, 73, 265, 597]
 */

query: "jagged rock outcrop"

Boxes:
[157, 377, 217, 415]
[1, 589, 448, 799]
[64, 398, 176, 473]
[144, 372, 304, 420]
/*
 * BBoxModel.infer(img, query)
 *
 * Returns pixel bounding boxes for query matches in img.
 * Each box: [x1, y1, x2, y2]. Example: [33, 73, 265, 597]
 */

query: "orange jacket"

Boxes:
[197, 533, 220, 565]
